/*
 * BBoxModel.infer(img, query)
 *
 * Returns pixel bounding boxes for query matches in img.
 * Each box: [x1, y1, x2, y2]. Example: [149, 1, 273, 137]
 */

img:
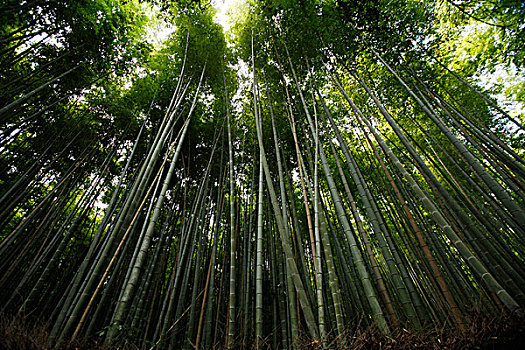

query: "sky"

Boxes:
[145, 1, 239, 45]
[212, 0, 239, 33]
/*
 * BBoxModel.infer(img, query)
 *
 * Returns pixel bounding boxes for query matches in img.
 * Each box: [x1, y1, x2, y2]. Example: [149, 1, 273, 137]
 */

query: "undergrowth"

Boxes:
[1, 312, 524, 349]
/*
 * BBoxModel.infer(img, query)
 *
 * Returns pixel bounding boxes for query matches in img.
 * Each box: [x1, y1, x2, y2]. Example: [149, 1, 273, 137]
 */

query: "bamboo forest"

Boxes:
[1, 0, 525, 348]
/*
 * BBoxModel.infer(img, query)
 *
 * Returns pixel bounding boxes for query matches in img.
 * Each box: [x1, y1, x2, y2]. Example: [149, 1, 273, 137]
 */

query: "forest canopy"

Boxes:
[1, 0, 524, 348]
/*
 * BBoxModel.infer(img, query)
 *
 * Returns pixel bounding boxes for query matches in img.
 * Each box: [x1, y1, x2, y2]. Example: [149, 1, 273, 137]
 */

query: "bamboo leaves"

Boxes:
[1, 1, 524, 349]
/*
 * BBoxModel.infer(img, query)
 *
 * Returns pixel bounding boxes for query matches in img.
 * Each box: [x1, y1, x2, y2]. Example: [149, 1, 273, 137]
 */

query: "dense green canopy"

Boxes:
[1, 0, 524, 348]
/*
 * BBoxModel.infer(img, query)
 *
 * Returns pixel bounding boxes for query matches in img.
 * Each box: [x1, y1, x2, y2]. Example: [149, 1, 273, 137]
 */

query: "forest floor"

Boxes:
[320, 313, 525, 349]
[1, 313, 524, 349]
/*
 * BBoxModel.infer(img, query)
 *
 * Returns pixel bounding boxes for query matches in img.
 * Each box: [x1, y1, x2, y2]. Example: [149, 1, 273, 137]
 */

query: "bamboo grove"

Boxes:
[1, 0, 524, 348]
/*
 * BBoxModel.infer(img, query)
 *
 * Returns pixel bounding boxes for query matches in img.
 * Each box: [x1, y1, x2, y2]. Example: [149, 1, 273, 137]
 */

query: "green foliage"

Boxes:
[1, 0, 524, 348]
